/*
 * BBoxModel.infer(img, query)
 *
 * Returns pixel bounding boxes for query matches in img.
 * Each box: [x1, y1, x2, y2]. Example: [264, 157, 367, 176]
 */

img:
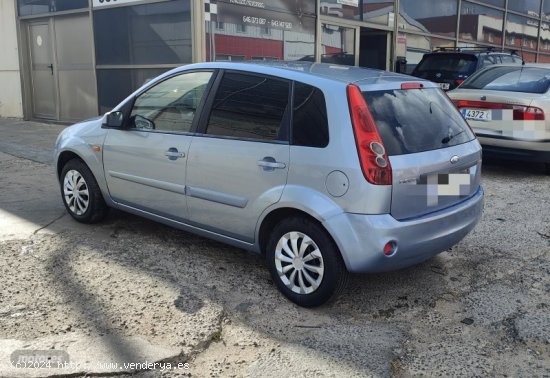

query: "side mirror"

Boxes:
[104, 111, 125, 128]
[134, 115, 155, 130]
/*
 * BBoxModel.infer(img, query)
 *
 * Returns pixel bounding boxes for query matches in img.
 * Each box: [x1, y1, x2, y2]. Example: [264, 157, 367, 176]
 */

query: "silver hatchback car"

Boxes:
[55, 62, 484, 307]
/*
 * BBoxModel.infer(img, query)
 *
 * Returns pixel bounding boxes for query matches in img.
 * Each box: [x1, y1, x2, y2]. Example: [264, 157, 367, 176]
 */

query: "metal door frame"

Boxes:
[27, 18, 60, 120]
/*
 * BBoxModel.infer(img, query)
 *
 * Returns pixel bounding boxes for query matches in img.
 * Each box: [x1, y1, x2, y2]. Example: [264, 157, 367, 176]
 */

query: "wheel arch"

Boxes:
[57, 150, 84, 180]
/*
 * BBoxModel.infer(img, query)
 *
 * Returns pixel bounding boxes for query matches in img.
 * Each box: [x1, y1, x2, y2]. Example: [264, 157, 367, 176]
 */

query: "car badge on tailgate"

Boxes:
[450, 155, 460, 164]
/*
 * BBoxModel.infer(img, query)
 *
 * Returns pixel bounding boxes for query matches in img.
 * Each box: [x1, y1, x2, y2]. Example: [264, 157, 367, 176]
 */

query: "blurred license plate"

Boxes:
[461, 108, 491, 121]
[439, 83, 450, 90]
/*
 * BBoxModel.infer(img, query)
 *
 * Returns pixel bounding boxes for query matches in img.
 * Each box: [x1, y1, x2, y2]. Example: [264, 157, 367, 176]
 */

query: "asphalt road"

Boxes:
[0, 118, 548, 377]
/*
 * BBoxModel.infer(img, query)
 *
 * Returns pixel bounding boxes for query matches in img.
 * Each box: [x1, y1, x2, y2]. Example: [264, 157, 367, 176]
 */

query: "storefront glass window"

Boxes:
[363, 0, 395, 25]
[97, 68, 170, 114]
[543, 0, 550, 20]
[206, 0, 315, 62]
[321, 24, 356, 66]
[459, 2, 504, 46]
[399, 0, 457, 37]
[507, 0, 541, 17]
[320, 0, 361, 20]
[540, 21, 550, 53]
[18, 0, 88, 16]
[94, 0, 191, 65]
[476, 0, 505, 8]
[505, 13, 539, 53]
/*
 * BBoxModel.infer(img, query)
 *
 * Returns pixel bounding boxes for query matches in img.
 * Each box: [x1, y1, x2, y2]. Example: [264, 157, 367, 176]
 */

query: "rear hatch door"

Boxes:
[362, 86, 481, 220]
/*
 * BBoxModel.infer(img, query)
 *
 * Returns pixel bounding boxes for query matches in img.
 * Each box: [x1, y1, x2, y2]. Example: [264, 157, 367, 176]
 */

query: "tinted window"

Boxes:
[205, 72, 290, 141]
[461, 66, 550, 93]
[413, 54, 478, 76]
[130, 72, 213, 133]
[292, 83, 329, 148]
[362, 89, 475, 155]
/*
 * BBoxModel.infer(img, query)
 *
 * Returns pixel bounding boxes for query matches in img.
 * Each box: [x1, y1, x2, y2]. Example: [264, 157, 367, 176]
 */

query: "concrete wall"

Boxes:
[0, 0, 23, 118]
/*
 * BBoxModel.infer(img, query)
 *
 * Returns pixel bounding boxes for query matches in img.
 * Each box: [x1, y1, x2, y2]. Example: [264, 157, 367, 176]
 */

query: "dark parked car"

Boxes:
[411, 48, 523, 90]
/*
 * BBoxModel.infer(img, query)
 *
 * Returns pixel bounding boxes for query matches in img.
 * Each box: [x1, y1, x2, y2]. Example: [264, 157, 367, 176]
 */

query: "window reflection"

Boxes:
[399, 0, 458, 37]
[505, 13, 539, 52]
[460, 2, 504, 45]
[321, 24, 356, 66]
[508, 0, 541, 17]
[206, 2, 315, 61]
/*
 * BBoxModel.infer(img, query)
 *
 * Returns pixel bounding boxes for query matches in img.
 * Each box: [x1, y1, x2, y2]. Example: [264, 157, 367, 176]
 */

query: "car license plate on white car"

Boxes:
[439, 83, 450, 90]
[461, 108, 491, 121]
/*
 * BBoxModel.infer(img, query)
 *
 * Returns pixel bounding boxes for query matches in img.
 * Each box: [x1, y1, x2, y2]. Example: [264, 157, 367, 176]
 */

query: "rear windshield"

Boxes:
[413, 54, 477, 75]
[460, 66, 550, 93]
[362, 88, 475, 156]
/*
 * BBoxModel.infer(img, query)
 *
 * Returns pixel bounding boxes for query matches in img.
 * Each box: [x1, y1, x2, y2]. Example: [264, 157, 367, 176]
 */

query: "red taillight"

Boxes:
[347, 84, 392, 185]
[455, 79, 464, 87]
[452, 100, 545, 121]
[513, 106, 545, 120]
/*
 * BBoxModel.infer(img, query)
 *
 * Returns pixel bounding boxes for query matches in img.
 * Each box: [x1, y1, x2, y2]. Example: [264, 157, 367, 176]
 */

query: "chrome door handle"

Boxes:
[165, 148, 185, 160]
[258, 157, 286, 171]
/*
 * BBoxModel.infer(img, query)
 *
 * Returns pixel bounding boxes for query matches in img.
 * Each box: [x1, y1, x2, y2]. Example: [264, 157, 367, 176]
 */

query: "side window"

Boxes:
[481, 55, 498, 67]
[205, 72, 290, 141]
[292, 82, 329, 148]
[501, 55, 515, 63]
[512, 56, 524, 64]
[130, 71, 213, 133]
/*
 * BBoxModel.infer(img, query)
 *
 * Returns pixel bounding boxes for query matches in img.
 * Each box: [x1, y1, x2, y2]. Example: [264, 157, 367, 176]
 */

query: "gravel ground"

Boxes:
[0, 120, 548, 377]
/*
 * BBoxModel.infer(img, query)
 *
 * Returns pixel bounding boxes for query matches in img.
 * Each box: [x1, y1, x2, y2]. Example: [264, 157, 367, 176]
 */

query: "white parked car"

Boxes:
[449, 64, 550, 174]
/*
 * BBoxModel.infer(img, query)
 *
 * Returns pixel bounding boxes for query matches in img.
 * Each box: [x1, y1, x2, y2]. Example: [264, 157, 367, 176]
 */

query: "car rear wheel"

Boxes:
[266, 217, 348, 307]
[60, 159, 108, 223]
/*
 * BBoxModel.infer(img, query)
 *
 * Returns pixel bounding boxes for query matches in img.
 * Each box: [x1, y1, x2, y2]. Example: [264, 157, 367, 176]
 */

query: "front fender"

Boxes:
[54, 119, 111, 204]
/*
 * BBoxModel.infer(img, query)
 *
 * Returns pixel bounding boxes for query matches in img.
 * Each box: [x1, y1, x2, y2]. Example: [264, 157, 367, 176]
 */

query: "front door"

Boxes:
[103, 71, 215, 221]
[29, 22, 56, 119]
[186, 71, 291, 242]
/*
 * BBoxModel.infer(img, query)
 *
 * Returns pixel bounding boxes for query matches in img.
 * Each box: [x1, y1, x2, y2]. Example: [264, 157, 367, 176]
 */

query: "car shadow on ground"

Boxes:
[34, 207, 452, 375]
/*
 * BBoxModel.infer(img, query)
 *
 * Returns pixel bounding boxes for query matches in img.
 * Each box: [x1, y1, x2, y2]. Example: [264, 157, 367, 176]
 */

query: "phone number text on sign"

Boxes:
[242, 16, 292, 29]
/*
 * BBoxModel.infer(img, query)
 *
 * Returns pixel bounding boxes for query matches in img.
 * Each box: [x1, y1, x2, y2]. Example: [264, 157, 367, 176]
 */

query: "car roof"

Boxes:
[171, 61, 437, 88]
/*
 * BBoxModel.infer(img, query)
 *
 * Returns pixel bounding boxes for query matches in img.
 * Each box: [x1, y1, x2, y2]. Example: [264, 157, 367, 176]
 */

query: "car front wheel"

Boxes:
[60, 159, 108, 223]
[266, 217, 348, 307]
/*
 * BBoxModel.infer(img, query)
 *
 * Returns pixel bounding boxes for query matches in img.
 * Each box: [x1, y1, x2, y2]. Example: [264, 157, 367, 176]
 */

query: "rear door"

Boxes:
[185, 71, 290, 242]
[362, 86, 481, 220]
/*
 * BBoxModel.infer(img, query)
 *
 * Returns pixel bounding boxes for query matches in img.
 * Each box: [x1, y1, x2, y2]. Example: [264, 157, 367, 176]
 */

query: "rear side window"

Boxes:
[460, 66, 550, 93]
[292, 82, 329, 148]
[362, 88, 475, 155]
[413, 54, 477, 75]
[205, 72, 290, 141]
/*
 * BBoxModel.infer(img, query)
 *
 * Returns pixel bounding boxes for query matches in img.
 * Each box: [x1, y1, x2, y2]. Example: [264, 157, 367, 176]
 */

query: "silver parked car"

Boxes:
[54, 62, 484, 307]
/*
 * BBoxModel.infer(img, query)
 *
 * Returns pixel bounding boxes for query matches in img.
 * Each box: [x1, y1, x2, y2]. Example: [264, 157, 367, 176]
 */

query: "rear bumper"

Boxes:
[477, 136, 550, 163]
[323, 186, 484, 273]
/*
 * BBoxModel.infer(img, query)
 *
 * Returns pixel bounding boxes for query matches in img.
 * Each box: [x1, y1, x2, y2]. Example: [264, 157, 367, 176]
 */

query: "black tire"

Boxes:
[60, 158, 108, 223]
[266, 217, 348, 307]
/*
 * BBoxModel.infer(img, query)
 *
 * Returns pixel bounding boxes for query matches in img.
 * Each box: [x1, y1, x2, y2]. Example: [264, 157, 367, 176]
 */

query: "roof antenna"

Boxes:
[519, 36, 526, 65]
